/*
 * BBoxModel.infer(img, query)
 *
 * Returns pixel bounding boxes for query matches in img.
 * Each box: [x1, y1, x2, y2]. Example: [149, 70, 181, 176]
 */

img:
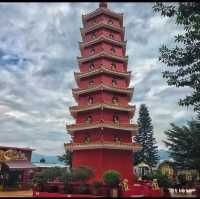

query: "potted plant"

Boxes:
[103, 170, 121, 197]
[92, 181, 102, 195]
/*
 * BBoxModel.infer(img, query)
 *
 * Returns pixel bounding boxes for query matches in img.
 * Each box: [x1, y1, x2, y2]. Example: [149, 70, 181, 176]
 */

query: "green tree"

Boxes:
[40, 158, 46, 163]
[153, 2, 200, 111]
[103, 170, 121, 189]
[57, 151, 72, 170]
[72, 165, 94, 184]
[33, 167, 65, 186]
[164, 113, 200, 175]
[134, 104, 159, 167]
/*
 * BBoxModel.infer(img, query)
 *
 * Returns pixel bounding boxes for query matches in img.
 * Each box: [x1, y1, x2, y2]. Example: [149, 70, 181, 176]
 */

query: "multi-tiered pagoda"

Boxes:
[65, 2, 141, 184]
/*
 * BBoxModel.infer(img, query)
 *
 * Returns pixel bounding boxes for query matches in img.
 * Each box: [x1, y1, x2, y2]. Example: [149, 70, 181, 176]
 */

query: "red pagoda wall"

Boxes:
[73, 149, 134, 183]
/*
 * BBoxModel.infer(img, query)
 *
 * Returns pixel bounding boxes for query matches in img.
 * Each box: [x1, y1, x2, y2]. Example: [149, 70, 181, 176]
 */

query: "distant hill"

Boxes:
[31, 152, 64, 164]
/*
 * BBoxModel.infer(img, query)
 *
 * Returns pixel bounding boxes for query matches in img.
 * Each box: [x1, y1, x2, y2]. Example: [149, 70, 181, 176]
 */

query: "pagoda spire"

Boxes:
[99, 0, 108, 8]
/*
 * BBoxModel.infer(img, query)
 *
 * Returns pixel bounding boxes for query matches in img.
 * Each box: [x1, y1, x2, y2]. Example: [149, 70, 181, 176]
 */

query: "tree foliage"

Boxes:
[33, 167, 65, 186]
[164, 113, 200, 172]
[103, 170, 121, 188]
[57, 151, 72, 170]
[72, 165, 94, 184]
[134, 104, 159, 167]
[153, 2, 200, 111]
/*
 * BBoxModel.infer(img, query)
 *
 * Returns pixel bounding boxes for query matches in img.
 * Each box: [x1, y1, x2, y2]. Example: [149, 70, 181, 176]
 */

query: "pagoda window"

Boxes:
[85, 115, 92, 124]
[88, 79, 94, 87]
[90, 48, 95, 55]
[93, 19, 97, 25]
[111, 47, 116, 54]
[114, 136, 121, 144]
[91, 33, 97, 40]
[109, 33, 114, 40]
[113, 114, 120, 125]
[112, 79, 117, 87]
[108, 19, 113, 25]
[88, 96, 93, 105]
[112, 96, 119, 105]
[111, 62, 117, 70]
[89, 63, 95, 71]
[84, 135, 91, 144]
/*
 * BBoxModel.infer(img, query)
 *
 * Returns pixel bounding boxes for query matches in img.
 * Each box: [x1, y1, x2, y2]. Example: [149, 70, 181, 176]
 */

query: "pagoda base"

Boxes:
[72, 149, 135, 184]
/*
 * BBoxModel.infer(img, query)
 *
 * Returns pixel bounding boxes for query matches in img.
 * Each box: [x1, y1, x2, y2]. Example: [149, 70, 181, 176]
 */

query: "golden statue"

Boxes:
[120, 179, 129, 191]
[152, 179, 159, 190]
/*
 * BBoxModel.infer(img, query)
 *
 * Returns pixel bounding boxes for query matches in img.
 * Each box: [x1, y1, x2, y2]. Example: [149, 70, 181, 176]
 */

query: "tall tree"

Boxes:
[57, 151, 72, 170]
[153, 3, 200, 111]
[164, 113, 200, 174]
[134, 104, 159, 167]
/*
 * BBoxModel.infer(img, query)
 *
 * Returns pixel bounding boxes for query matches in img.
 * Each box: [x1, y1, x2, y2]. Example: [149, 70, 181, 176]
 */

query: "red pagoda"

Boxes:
[65, 2, 141, 184]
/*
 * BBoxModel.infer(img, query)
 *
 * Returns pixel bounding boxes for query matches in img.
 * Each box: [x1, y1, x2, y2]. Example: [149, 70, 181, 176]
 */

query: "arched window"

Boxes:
[108, 19, 113, 25]
[91, 33, 96, 40]
[88, 80, 94, 87]
[85, 115, 92, 124]
[112, 96, 119, 105]
[93, 19, 97, 25]
[111, 47, 116, 54]
[89, 63, 95, 71]
[114, 136, 121, 144]
[113, 114, 120, 125]
[84, 135, 91, 144]
[111, 62, 117, 70]
[88, 96, 93, 105]
[109, 33, 114, 39]
[90, 48, 95, 55]
[112, 79, 117, 87]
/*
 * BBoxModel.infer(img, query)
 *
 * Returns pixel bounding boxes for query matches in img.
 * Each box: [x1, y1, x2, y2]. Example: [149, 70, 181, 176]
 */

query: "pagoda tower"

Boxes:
[65, 2, 141, 184]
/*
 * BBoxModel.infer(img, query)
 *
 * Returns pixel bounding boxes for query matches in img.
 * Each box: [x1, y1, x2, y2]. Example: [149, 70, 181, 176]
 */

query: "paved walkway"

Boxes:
[0, 190, 33, 197]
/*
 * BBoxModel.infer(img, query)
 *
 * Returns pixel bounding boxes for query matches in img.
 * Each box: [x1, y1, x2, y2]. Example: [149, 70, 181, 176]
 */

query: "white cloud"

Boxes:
[0, 3, 195, 155]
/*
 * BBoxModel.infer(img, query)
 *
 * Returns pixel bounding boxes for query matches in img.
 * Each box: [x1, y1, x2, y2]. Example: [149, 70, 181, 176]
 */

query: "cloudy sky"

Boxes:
[0, 2, 195, 155]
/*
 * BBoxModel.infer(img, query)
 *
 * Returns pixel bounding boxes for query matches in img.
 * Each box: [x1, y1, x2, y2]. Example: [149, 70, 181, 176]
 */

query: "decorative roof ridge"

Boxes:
[69, 103, 136, 118]
[75, 66, 131, 78]
[72, 83, 133, 93]
[77, 51, 128, 64]
[70, 103, 135, 111]
[80, 23, 125, 37]
[66, 121, 138, 134]
[79, 35, 127, 48]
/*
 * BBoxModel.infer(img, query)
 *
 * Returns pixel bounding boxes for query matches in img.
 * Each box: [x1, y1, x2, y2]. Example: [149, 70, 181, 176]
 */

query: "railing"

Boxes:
[64, 141, 141, 151]
[66, 121, 138, 132]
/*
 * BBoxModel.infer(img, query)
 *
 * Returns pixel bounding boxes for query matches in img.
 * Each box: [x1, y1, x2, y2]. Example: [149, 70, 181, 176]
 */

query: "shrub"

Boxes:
[33, 167, 65, 186]
[93, 181, 102, 190]
[73, 166, 94, 184]
[78, 184, 90, 194]
[103, 170, 121, 188]
[143, 170, 171, 189]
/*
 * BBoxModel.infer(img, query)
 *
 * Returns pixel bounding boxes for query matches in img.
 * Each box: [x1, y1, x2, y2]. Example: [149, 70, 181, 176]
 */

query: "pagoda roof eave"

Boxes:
[79, 36, 127, 49]
[77, 51, 128, 64]
[80, 23, 125, 38]
[74, 66, 131, 83]
[64, 142, 141, 152]
[72, 84, 134, 102]
[69, 103, 136, 118]
[82, 7, 123, 24]
[66, 122, 138, 135]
